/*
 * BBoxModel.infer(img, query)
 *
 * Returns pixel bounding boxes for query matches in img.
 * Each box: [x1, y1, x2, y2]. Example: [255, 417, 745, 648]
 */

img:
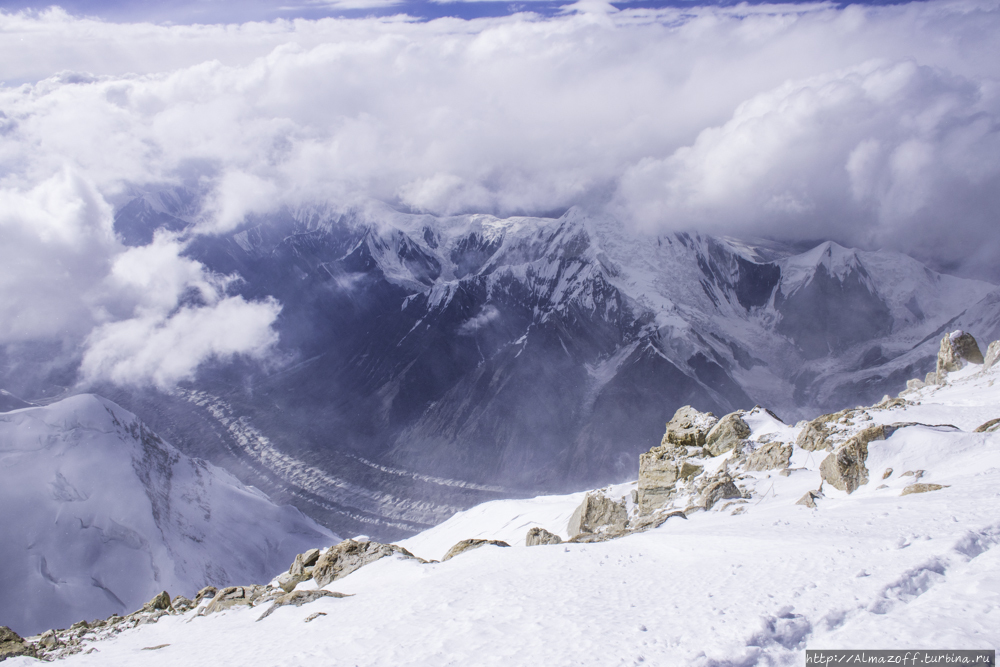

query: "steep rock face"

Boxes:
[0, 395, 335, 637]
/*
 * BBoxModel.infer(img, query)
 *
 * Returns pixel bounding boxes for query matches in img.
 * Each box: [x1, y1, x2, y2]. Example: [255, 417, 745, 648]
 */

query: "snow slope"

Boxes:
[14, 362, 1000, 664]
[0, 394, 337, 637]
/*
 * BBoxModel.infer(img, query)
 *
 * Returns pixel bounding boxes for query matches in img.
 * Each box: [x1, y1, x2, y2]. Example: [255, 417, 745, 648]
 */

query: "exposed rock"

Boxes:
[905, 378, 925, 392]
[0, 626, 36, 661]
[701, 478, 741, 510]
[975, 418, 1000, 433]
[525, 527, 562, 546]
[568, 492, 628, 535]
[902, 483, 948, 495]
[661, 406, 718, 449]
[744, 442, 793, 471]
[277, 571, 309, 593]
[901, 470, 925, 480]
[38, 630, 60, 650]
[313, 540, 422, 587]
[925, 371, 941, 386]
[819, 434, 870, 494]
[143, 591, 172, 612]
[290, 548, 321, 577]
[304, 612, 327, 623]
[796, 491, 821, 508]
[442, 539, 511, 561]
[984, 340, 1000, 372]
[882, 468, 893, 480]
[256, 590, 351, 622]
[637, 448, 701, 514]
[201, 586, 267, 615]
[704, 412, 750, 457]
[170, 596, 194, 612]
[629, 510, 688, 533]
[796, 411, 843, 451]
[194, 586, 217, 604]
[936, 330, 984, 381]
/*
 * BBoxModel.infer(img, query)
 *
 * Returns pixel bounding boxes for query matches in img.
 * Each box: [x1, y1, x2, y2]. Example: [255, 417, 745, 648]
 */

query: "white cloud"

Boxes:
[79, 295, 281, 389]
[2, 1, 1000, 391]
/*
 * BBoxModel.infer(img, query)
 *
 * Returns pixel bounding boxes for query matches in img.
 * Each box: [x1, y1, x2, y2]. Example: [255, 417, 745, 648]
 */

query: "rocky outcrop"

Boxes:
[704, 412, 750, 457]
[568, 492, 628, 536]
[442, 539, 511, 561]
[701, 477, 741, 510]
[975, 418, 1000, 433]
[984, 340, 1000, 373]
[744, 442, 793, 471]
[278, 547, 323, 592]
[194, 586, 217, 604]
[901, 483, 948, 495]
[660, 406, 718, 449]
[312, 540, 422, 587]
[256, 590, 351, 622]
[1, 626, 36, 661]
[935, 330, 984, 382]
[525, 527, 562, 546]
[637, 448, 702, 514]
[202, 585, 269, 615]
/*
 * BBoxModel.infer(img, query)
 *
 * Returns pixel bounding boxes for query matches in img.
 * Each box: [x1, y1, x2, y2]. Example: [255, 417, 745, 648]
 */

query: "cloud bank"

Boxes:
[1, 1, 1000, 387]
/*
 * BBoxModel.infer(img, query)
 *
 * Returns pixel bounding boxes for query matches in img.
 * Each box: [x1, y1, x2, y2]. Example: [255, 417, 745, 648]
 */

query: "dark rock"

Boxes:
[201, 586, 267, 615]
[0, 626, 36, 661]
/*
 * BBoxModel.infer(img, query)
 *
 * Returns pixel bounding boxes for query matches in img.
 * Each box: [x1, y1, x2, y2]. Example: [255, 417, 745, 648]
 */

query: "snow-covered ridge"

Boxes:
[0, 394, 336, 637]
[9, 334, 999, 665]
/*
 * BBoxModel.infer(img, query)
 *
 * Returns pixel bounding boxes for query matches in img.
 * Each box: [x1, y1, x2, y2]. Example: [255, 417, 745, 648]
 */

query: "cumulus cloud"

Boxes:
[615, 58, 1000, 275]
[2, 0, 1000, 391]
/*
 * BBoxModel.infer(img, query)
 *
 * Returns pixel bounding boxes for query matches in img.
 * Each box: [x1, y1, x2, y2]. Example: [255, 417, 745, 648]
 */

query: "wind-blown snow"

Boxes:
[0, 394, 336, 636]
[16, 362, 1000, 663]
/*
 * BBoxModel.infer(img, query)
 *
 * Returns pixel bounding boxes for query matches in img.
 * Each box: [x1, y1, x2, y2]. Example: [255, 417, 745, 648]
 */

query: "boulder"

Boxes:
[629, 510, 688, 533]
[568, 492, 628, 536]
[819, 435, 870, 493]
[290, 548, 321, 577]
[0, 626, 35, 661]
[637, 449, 701, 514]
[984, 340, 1000, 373]
[936, 330, 984, 380]
[704, 412, 750, 456]
[277, 571, 309, 593]
[442, 539, 511, 561]
[312, 540, 421, 587]
[796, 412, 840, 451]
[255, 590, 351, 622]
[194, 586, 217, 604]
[171, 596, 194, 612]
[902, 483, 948, 495]
[701, 478, 741, 510]
[660, 406, 717, 449]
[143, 591, 172, 612]
[796, 491, 821, 508]
[744, 442, 793, 472]
[525, 527, 562, 547]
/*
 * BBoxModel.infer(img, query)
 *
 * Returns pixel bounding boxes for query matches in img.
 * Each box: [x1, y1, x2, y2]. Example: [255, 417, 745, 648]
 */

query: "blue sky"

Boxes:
[0, 0, 912, 24]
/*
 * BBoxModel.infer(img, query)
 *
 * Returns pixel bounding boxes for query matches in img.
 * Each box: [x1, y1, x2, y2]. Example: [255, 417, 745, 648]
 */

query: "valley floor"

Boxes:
[9, 366, 1000, 666]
